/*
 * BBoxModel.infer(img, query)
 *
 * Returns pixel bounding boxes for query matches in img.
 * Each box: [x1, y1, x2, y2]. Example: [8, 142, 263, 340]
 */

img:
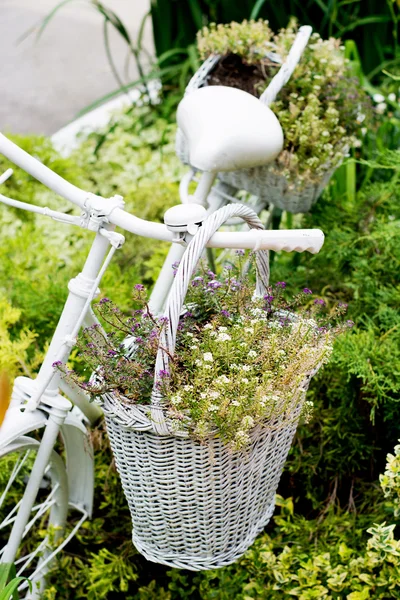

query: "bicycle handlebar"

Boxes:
[0, 133, 324, 255]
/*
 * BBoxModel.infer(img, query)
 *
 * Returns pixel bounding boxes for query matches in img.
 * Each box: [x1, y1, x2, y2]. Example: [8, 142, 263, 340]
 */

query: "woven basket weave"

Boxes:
[176, 26, 347, 214]
[102, 203, 316, 570]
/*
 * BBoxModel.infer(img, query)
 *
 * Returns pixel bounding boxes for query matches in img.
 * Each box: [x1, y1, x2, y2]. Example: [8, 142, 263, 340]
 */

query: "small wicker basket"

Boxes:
[101, 203, 319, 570]
[176, 26, 347, 214]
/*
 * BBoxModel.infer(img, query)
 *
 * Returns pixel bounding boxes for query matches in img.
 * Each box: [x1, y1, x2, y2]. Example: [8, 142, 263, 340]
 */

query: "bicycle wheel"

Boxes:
[0, 436, 69, 599]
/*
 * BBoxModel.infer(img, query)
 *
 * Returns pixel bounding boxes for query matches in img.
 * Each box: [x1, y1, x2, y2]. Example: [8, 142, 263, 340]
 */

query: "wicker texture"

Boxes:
[102, 204, 314, 570]
[176, 25, 345, 214]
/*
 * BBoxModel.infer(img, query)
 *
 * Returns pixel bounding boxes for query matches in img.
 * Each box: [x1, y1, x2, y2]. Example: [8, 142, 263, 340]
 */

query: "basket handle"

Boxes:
[150, 203, 269, 434]
[259, 25, 312, 107]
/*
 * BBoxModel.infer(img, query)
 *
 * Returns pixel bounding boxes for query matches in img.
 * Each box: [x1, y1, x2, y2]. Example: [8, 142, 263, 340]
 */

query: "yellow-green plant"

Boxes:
[0, 297, 36, 378]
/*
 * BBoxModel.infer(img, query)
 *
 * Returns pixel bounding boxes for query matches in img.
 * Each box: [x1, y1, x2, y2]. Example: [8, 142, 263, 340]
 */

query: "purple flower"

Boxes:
[86, 342, 95, 348]
[131, 322, 140, 332]
[99, 297, 111, 304]
[303, 288, 312, 295]
[314, 299, 325, 306]
[220, 310, 231, 318]
[172, 261, 180, 270]
[191, 276, 203, 287]
[318, 326, 328, 333]
[264, 294, 274, 303]
[224, 264, 233, 271]
[134, 284, 144, 291]
[107, 350, 117, 357]
[158, 369, 170, 379]
[158, 316, 169, 324]
[346, 320, 355, 328]
[230, 278, 241, 290]
[339, 302, 348, 309]
[52, 361, 62, 368]
[275, 282, 287, 288]
[206, 270, 216, 279]
[182, 311, 193, 319]
[235, 249, 245, 256]
[150, 329, 158, 339]
[208, 280, 222, 290]
[136, 336, 144, 344]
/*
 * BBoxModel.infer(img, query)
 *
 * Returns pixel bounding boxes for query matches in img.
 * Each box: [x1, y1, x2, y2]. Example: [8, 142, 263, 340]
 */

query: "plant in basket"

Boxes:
[55, 259, 352, 570]
[177, 19, 371, 213]
[56, 257, 351, 450]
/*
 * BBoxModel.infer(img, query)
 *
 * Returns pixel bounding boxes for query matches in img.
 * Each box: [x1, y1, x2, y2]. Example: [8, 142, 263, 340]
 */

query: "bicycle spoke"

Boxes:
[0, 450, 31, 508]
[0, 497, 23, 529]
[15, 537, 48, 575]
[17, 511, 89, 590]
[22, 484, 59, 538]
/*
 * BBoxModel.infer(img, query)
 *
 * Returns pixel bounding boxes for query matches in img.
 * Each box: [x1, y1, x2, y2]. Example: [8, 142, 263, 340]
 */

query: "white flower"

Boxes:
[204, 365, 212, 370]
[217, 333, 231, 342]
[204, 323, 213, 330]
[200, 392, 207, 399]
[231, 400, 240, 406]
[240, 342, 248, 348]
[229, 363, 239, 370]
[373, 93, 385, 103]
[183, 385, 193, 391]
[195, 359, 203, 366]
[278, 350, 286, 356]
[241, 365, 252, 372]
[241, 378, 249, 384]
[388, 93, 396, 102]
[208, 404, 219, 412]
[218, 326, 228, 332]
[216, 375, 230, 385]
[210, 331, 218, 337]
[248, 350, 257, 358]
[203, 352, 213, 362]
[209, 391, 220, 399]
[375, 102, 387, 114]
[244, 328, 254, 334]
[242, 415, 254, 428]
[190, 345, 198, 350]
[170, 394, 182, 405]
[186, 332, 194, 337]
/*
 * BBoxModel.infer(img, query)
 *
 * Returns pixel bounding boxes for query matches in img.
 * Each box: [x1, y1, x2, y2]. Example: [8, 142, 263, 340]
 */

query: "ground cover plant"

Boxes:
[0, 50, 399, 600]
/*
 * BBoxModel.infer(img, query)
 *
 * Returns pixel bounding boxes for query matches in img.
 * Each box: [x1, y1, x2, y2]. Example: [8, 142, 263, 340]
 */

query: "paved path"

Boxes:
[0, 0, 153, 135]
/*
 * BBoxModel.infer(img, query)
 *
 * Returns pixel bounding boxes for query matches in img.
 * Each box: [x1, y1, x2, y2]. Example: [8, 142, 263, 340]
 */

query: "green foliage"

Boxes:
[150, 0, 399, 78]
[197, 19, 273, 63]
[0, 106, 183, 348]
[0, 296, 37, 378]
[380, 442, 400, 517]
[0, 563, 31, 600]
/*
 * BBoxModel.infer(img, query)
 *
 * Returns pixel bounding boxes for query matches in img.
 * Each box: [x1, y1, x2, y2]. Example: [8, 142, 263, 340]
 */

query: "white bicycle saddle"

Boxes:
[177, 85, 284, 173]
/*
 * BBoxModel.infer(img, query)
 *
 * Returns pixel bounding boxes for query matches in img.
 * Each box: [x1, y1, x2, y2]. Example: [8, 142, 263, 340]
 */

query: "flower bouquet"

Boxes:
[176, 19, 370, 213]
[57, 206, 352, 570]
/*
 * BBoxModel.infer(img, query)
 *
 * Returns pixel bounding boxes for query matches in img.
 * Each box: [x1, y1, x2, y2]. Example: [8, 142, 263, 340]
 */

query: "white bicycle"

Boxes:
[0, 60, 324, 599]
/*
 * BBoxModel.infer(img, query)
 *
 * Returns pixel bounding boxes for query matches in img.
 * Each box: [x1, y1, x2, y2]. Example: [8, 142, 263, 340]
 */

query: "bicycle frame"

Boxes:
[0, 131, 324, 576]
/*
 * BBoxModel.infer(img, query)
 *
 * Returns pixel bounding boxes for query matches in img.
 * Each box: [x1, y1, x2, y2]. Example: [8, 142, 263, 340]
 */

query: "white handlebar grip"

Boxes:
[252, 228, 324, 254]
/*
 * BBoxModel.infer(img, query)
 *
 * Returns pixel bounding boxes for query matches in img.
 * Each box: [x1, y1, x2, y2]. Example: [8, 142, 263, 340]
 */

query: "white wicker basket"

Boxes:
[176, 26, 347, 214]
[102, 203, 317, 570]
